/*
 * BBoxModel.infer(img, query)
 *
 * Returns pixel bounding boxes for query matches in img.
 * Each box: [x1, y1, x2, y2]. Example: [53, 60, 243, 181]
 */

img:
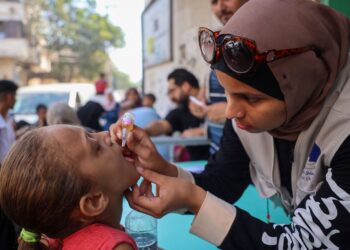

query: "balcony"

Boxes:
[0, 1, 24, 21]
[0, 38, 29, 59]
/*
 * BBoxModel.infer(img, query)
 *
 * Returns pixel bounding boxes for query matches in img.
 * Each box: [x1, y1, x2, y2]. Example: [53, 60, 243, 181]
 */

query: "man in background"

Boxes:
[34, 103, 48, 127]
[0, 79, 18, 249]
[190, 0, 248, 154]
[145, 68, 209, 161]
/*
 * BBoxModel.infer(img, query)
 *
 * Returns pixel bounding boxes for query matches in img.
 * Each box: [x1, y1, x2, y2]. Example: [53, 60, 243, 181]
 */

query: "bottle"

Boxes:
[125, 210, 157, 250]
[121, 112, 135, 147]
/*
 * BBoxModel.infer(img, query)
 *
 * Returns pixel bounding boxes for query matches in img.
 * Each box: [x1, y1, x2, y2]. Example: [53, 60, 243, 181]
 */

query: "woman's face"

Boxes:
[126, 90, 139, 103]
[215, 70, 287, 133]
[47, 125, 139, 196]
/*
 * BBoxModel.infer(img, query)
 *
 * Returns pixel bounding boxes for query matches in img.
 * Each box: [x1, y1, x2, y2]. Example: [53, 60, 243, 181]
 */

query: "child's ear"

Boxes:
[79, 191, 109, 218]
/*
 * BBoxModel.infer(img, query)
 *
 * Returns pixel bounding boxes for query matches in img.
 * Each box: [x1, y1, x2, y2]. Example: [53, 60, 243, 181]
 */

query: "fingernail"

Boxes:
[136, 167, 144, 173]
[117, 131, 122, 139]
[110, 136, 116, 144]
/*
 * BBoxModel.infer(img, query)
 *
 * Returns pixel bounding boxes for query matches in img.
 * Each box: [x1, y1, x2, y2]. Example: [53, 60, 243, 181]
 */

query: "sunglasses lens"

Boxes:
[199, 31, 215, 63]
[223, 40, 254, 74]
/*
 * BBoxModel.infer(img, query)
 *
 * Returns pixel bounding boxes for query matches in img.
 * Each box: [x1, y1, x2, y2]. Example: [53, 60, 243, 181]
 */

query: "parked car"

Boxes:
[13, 83, 96, 124]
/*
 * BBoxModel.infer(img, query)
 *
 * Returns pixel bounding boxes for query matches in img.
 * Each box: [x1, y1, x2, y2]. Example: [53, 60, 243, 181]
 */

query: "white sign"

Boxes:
[142, 0, 172, 68]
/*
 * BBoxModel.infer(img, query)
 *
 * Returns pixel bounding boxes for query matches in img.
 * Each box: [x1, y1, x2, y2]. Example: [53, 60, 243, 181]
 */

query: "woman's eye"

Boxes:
[245, 96, 260, 103]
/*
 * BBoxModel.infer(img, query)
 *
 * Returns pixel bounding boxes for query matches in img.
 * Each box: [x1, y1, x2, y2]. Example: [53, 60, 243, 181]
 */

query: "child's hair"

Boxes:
[0, 128, 92, 249]
[144, 93, 156, 103]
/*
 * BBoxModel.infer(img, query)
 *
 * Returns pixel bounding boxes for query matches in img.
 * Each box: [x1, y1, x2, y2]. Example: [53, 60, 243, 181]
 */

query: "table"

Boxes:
[151, 136, 210, 162]
[122, 161, 291, 250]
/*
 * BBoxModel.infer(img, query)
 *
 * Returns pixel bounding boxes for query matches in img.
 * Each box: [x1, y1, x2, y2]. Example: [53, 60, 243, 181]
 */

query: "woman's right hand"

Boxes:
[126, 167, 206, 217]
[110, 121, 178, 177]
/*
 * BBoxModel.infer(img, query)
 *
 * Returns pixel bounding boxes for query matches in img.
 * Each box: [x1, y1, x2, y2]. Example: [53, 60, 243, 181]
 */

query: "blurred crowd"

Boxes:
[3, 63, 222, 164]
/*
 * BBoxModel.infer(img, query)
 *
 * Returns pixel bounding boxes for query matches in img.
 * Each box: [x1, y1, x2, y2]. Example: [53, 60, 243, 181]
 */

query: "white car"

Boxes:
[13, 83, 96, 124]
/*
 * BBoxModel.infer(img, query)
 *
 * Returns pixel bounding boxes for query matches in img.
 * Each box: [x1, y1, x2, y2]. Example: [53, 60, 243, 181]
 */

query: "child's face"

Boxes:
[142, 96, 154, 107]
[46, 125, 140, 196]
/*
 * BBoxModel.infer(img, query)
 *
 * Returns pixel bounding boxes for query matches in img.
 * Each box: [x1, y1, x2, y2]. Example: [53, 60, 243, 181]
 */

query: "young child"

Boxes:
[0, 125, 139, 250]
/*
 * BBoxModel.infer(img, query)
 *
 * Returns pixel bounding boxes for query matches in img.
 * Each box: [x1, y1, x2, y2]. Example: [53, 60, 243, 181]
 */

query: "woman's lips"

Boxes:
[236, 121, 252, 130]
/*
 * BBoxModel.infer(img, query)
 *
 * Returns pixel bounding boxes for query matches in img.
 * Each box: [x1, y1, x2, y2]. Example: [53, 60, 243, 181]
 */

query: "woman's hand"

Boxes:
[110, 121, 178, 177]
[126, 167, 207, 217]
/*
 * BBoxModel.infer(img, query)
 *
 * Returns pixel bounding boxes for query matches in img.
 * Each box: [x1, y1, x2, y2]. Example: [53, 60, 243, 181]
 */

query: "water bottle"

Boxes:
[125, 210, 157, 250]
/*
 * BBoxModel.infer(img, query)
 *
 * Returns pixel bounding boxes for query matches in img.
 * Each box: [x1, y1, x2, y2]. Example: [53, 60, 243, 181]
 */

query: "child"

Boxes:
[0, 125, 139, 250]
[142, 93, 156, 108]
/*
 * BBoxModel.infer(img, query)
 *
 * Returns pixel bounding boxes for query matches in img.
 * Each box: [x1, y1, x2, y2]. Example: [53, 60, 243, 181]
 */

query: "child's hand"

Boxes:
[109, 121, 178, 177]
[125, 167, 206, 217]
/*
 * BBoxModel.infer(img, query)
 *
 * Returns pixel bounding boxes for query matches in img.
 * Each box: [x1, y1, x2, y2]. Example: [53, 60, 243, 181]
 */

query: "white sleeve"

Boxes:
[176, 165, 195, 183]
[190, 192, 237, 246]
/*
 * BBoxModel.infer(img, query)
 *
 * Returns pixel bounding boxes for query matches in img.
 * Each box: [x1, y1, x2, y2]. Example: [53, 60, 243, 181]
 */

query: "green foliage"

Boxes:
[25, 0, 124, 82]
[111, 67, 139, 90]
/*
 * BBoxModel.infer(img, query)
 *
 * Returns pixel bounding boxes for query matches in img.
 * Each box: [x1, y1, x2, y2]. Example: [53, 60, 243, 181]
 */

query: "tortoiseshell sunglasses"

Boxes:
[198, 27, 320, 75]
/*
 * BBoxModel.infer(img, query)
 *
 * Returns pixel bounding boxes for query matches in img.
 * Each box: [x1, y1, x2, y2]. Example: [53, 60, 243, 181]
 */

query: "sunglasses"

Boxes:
[198, 27, 320, 76]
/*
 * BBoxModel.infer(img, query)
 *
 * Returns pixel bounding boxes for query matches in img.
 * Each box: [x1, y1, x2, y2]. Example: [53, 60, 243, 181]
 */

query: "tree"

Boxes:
[25, 0, 124, 82]
[111, 67, 138, 90]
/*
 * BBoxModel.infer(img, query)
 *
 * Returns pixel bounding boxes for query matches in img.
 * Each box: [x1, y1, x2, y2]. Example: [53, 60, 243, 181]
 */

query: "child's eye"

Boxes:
[96, 143, 101, 153]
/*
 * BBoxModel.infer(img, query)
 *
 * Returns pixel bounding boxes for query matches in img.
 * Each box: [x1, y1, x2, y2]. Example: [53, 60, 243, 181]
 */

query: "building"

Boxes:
[0, 0, 29, 84]
[0, 0, 52, 86]
[142, 0, 220, 117]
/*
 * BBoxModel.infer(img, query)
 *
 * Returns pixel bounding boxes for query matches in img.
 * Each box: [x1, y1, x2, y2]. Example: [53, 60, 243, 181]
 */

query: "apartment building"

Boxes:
[0, 0, 30, 85]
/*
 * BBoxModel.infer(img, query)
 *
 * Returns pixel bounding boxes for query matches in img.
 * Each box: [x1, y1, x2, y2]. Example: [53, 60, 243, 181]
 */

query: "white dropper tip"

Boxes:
[122, 127, 127, 147]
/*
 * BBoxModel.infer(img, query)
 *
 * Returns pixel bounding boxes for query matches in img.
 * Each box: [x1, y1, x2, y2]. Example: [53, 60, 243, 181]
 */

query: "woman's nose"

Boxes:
[225, 97, 244, 120]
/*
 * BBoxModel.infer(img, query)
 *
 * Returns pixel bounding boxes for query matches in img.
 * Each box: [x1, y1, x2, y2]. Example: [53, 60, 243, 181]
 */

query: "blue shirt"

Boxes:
[131, 107, 170, 160]
[207, 70, 226, 154]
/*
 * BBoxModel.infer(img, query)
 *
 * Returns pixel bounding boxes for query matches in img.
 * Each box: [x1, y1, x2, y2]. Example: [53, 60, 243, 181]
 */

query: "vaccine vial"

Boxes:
[121, 112, 135, 147]
[125, 210, 157, 250]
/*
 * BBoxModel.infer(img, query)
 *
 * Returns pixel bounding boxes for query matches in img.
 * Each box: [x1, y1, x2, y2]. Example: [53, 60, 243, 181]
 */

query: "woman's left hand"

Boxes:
[125, 167, 206, 218]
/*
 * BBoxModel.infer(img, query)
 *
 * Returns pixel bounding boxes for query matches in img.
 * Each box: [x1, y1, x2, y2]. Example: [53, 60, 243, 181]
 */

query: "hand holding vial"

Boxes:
[121, 112, 135, 147]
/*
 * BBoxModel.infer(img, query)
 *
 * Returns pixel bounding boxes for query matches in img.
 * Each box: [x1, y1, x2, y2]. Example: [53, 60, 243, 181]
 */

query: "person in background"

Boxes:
[0, 80, 17, 163]
[77, 100, 105, 132]
[100, 88, 120, 131]
[0, 125, 139, 250]
[119, 88, 142, 117]
[95, 72, 108, 95]
[34, 103, 48, 127]
[0, 79, 18, 249]
[112, 0, 350, 248]
[103, 88, 117, 112]
[47, 102, 82, 126]
[142, 93, 156, 108]
[145, 68, 209, 161]
[190, 0, 248, 155]
[91, 73, 109, 108]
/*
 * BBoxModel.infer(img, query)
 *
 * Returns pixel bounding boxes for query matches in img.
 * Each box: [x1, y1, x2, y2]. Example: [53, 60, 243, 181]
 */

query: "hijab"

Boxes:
[216, 0, 350, 140]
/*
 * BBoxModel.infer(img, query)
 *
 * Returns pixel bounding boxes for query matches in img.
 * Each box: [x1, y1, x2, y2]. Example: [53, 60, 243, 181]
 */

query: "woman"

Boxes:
[111, 0, 350, 249]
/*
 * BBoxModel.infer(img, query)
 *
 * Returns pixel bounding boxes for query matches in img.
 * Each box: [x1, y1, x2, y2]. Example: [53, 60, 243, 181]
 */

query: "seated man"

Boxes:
[145, 68, 209, 161]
